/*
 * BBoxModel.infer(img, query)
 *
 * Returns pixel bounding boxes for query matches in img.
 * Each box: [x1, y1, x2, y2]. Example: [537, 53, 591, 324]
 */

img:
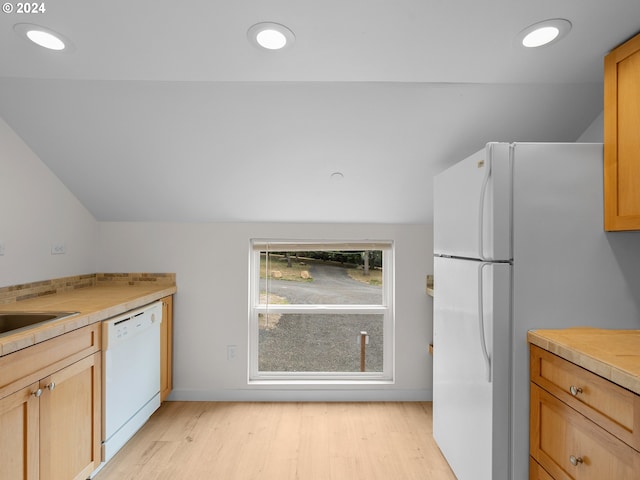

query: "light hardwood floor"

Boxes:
[94, 401, 456, 480]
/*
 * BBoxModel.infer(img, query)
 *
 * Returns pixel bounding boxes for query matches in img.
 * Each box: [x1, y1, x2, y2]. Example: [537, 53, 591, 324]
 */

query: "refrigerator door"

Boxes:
[434, 142, 512, 261]
[433, 256, 511, 480]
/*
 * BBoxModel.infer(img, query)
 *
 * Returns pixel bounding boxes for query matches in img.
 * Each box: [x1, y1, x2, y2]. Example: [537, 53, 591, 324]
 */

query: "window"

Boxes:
[249, 240, 394, 382]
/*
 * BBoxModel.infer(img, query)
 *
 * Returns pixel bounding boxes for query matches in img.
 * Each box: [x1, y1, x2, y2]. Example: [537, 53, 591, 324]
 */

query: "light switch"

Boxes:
[227, 345, 238, 360]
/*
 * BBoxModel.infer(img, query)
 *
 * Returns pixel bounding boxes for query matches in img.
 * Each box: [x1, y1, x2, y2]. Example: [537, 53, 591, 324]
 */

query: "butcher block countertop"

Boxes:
[528, 328, 640, 396]
[0, 273, 176, 357]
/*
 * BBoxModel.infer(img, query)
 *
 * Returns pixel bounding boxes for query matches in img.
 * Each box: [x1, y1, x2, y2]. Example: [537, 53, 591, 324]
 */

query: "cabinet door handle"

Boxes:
[569, 455, 584, 466]
[46, 382, 56, 391]
[569, 385, 583, 396]
[32, 388, 43, 397]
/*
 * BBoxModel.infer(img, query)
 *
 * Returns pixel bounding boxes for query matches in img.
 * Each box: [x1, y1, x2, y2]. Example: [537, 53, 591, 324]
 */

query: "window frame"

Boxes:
[248, 240, 395, 383]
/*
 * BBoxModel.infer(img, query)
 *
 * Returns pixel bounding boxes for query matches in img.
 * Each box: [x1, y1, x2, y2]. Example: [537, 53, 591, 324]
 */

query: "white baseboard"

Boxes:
[168, 388, 432, 402]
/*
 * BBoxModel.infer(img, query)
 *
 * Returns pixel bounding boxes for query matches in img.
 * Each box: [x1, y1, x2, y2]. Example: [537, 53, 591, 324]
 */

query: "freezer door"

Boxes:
[434, 142, 512, 261]
[433, 256, 511, 480]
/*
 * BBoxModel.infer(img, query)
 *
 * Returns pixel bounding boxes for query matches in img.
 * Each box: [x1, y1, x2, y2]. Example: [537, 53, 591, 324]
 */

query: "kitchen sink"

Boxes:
[0, 311, 79, 337]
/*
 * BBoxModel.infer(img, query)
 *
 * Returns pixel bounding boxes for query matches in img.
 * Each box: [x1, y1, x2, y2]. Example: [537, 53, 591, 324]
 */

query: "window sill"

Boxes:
[248, 378, 395, 386]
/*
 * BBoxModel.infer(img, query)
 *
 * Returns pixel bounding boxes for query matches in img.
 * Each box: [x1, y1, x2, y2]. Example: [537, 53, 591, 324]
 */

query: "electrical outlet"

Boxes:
[51, 243, 66, 255]
[227, 345, 238, 360]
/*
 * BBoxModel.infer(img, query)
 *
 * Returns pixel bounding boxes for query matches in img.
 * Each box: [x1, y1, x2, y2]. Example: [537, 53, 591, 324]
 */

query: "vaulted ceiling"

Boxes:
[1, 1, 638, 223]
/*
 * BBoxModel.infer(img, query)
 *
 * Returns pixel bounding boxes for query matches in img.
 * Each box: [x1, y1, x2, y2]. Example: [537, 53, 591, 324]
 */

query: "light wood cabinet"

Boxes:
[530, 458, 554, 480]
[529, 345, 640, 479]
[604, 32, 640, 231]
[0, 324, 101, 480]
[0, 383, 39, 480]
[39, 352, 101, 480]
[160, 295, 173, 402]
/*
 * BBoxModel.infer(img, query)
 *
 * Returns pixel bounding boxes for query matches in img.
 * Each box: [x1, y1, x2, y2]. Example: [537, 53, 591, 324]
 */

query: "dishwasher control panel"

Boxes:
[102, 301, 162, 350]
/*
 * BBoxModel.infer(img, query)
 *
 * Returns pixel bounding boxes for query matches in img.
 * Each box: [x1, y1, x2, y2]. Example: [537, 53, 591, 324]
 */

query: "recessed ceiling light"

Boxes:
[518, 19, 572, 48]
[14, 23, 75, 52]
[330, 172, 344, 181]
[248, 22, 295, 51]
[27, 30, 64, 50]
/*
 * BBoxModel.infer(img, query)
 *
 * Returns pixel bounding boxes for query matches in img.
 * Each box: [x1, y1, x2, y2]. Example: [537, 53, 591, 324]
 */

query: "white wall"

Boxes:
[96, 222, 434, 401]
[0, 114, 434, 400]
[1, 106, 603, 400]
[0, 117, 97, 287]
[577, 111, 604, 142]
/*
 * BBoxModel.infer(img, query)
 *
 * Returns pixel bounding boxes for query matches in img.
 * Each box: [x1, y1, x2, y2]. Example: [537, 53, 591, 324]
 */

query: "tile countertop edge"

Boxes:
[527, 328, 640, 397]
[0, 284, 177, 357]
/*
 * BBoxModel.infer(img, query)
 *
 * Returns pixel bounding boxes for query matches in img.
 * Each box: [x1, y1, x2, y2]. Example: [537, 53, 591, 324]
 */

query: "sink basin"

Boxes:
[0, 311, 79, 337]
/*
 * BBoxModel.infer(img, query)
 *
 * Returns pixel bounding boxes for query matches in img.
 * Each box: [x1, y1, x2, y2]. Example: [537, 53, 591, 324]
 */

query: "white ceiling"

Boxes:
[1, 1, 638, 223]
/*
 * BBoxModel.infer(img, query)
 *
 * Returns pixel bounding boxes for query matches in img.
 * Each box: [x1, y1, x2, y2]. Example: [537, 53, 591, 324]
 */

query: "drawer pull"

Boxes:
[569, 385, 583, 396]
[569, 455, 584, 466]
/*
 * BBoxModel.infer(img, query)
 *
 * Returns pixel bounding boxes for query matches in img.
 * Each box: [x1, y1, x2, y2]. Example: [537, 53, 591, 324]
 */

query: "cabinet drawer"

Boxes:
[530, 383, 640, 480]
[0, 323, 101, 399]
[530, 344, 640, 450]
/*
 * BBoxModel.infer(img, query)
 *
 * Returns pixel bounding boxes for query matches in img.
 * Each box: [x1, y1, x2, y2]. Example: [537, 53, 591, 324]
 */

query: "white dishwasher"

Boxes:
[101, 301, 162, 463]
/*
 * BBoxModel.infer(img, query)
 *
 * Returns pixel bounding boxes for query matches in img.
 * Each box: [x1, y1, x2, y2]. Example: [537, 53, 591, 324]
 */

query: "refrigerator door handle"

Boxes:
[477, 144, 493, 261]
[478, 262, 492, 382]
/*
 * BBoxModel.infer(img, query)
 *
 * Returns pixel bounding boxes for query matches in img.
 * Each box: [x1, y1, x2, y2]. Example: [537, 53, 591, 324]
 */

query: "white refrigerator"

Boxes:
[432, 142, 640, 480]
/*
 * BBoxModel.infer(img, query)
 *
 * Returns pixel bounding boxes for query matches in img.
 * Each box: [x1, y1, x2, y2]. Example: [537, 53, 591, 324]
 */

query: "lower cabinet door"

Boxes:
[0, 383, 39, 480]
[39, 352, 101, 480]
[531, 383, 640, 480]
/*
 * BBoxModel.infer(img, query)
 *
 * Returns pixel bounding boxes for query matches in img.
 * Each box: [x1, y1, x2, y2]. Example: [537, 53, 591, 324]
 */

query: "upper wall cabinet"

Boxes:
[604, 32, 640, 231]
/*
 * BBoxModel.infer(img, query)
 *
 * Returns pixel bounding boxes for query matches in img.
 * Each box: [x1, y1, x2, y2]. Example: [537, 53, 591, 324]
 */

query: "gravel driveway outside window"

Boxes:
[259, 262, 384, 372]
